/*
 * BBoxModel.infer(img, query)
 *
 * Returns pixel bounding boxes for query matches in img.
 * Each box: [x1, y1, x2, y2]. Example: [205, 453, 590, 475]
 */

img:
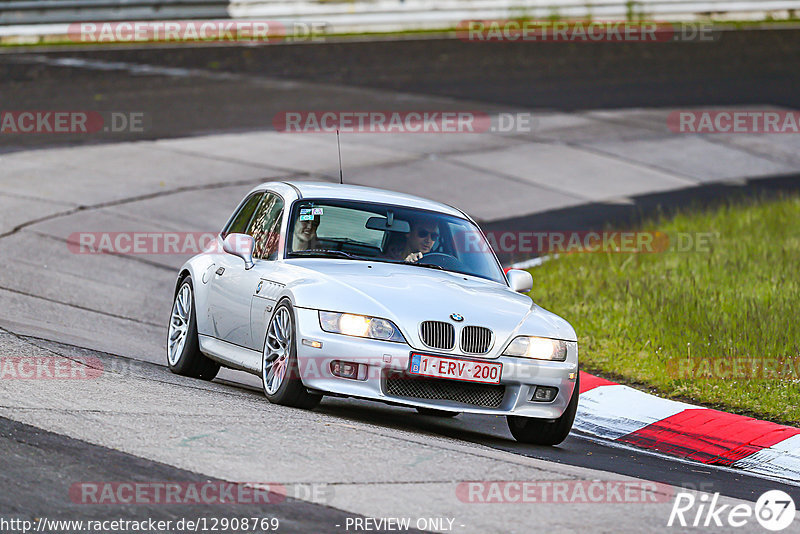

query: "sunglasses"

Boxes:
[417, 229, 439, 240]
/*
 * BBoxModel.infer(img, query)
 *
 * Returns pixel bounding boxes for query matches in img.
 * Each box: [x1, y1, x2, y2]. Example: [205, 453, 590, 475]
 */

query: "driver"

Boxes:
[292, 215, 320, 251]
[385, 217, 439, 263]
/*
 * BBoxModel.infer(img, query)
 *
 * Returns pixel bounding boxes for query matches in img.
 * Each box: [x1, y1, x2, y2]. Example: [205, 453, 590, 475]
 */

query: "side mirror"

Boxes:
[222, 233, 255, 270]
[506, 269, 533, 294]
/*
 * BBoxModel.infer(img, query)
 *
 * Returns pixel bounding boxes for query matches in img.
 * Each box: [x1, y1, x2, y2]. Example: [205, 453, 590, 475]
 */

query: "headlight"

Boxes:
[503, 336, 568, 361]
[319, 311, 405, 343]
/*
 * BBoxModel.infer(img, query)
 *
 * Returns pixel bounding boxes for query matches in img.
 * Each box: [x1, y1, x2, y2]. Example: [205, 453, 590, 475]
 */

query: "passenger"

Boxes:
[292, 216, 320, 251]
[383, 231, 407, 260]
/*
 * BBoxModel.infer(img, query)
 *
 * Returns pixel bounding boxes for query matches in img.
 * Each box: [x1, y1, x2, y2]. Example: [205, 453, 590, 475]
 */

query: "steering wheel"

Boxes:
[418, 252, 461, 271]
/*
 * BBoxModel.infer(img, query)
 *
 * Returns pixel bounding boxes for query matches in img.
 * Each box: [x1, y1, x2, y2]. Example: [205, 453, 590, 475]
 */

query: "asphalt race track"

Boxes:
[1, 33, 799, 533]
[3, 29, 800, 151]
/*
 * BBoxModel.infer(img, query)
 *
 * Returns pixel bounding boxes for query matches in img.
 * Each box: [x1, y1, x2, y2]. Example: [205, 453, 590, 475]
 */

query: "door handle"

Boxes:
[215, 267, 225, 276]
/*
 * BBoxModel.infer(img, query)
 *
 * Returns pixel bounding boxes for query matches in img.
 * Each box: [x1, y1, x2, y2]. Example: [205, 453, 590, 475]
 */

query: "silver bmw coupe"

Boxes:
[167, 181, 579, 445]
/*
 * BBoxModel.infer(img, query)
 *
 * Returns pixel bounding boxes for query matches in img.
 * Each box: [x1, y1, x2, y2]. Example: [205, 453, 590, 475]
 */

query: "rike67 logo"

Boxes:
[668, 490, 796, 531]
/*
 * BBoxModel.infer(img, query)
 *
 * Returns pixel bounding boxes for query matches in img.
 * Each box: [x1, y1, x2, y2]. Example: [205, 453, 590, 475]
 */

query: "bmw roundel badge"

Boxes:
[450, 313, 464, 322]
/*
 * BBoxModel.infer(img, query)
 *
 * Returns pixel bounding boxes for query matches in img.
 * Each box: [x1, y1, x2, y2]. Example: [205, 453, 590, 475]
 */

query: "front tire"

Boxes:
[261, 299, 321, 409]
[506, 374, 580, 446]
[167, 277, 220, 380]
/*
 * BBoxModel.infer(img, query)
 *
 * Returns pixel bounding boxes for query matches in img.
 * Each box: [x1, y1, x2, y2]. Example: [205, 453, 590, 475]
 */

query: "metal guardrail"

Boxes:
[228, 0, 800, 19]
[0, 0, 230, 25]
[1, 0, 799, 35]
[228, 0, 800, 31]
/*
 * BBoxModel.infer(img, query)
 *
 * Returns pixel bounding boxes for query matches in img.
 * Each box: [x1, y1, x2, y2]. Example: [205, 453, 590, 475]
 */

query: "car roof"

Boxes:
[273, 181, 467, 219]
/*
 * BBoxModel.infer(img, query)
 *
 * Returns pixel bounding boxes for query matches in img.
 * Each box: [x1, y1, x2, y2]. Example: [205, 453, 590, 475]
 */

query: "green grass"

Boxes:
[528, 194, 800, 425]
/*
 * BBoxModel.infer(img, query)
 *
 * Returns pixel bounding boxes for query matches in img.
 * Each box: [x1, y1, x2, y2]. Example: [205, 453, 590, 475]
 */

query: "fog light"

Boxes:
[531, 386, 558, 402]
[331, 360, 360, 380]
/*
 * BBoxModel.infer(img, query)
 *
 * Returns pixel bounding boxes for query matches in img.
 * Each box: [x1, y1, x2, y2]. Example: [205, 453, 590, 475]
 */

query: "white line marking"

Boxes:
[732, 433, 800, 481]
[575, 384, 697, 440]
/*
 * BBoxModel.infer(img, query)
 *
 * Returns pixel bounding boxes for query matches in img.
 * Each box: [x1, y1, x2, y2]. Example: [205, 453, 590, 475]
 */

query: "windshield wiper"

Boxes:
[290, 249, 361, 260]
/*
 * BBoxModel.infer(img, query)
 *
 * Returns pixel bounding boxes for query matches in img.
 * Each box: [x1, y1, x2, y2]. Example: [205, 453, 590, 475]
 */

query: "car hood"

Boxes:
[283, 259, 577, 354]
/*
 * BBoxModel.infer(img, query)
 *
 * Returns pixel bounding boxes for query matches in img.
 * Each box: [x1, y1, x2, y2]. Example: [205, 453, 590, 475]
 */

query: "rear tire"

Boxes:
[416, 407, 459, 417]
[507, 374, 580, 446]
[167, 277, 220, 381]
[261, 299, 321, 409]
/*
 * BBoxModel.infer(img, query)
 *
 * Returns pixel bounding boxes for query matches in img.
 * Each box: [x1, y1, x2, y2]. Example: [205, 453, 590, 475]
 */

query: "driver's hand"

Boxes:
[404, 252, 423, 263]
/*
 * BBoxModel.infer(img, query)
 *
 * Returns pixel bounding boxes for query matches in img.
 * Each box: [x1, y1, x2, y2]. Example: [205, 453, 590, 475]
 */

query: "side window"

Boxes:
[224, 193, 263, 237]
[247, 192, 284, 260]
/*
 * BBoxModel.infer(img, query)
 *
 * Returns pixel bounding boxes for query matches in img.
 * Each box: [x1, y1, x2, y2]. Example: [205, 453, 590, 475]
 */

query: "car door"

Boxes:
[247, 193, 286, 352]
[207, 191, 264, 347]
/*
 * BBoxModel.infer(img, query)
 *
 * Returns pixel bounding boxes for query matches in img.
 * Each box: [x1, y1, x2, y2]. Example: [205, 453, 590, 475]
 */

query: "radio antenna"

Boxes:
[336, 129, 344, 185]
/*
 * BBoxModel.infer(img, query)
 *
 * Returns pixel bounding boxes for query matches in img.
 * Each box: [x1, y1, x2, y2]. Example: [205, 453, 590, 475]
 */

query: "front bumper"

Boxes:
[293, 307, 578, 418]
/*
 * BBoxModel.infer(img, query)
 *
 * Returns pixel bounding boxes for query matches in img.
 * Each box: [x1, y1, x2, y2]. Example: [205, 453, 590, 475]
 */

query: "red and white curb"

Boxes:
[575, 372, 800, 482]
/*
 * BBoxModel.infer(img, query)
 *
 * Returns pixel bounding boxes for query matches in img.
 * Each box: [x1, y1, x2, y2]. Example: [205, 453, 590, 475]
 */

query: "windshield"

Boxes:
[286, 199, 506, 284]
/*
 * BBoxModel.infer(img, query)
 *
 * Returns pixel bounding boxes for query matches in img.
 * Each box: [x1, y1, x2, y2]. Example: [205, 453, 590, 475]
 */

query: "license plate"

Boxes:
[409, 353, 502, 384]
